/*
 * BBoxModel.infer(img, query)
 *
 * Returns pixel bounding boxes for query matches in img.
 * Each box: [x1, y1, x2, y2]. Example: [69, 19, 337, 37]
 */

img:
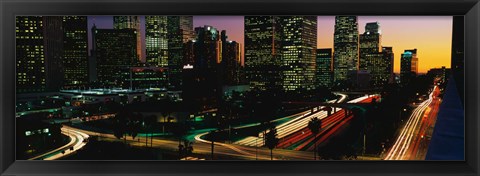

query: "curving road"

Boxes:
[29, 126, 89, 160]
[64, 125, 314, 160]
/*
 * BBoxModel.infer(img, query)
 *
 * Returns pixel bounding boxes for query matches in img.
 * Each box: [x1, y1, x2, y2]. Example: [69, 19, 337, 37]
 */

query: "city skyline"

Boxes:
[88, 16, 452, 73]
[15, 16, 462, 161]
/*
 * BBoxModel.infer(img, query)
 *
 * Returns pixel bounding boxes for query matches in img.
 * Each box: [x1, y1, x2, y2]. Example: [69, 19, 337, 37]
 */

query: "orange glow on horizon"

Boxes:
[317, 16, 452, 74]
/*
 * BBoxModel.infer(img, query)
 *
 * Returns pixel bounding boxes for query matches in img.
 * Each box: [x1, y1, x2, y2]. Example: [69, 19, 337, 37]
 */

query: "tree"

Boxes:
[265, 126, 279, 160]
[260, 121, 274, 145]
[172, 122, 190, 159]
[307, 117, 322, 160]
[178, 140, 194, 160]
[113, 110, 129, 144]
[159, 98, 173, 134]
[128, 113, 142, 141]
[209, 130, 218, 160]
[143, 115, 156, 147]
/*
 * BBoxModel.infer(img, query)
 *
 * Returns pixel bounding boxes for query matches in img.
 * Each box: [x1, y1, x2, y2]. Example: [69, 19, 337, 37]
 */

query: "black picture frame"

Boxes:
[1, 0, 479, 175]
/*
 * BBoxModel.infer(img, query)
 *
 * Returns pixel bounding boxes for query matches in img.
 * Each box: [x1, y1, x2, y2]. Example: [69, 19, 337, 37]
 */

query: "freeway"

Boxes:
[234, 94, 371, 147]
[52, 94, 349, 160]
[234, 93, 349, 147]
[29, 126, 89, 160]
[277, 96, 378, 151]
[384, 86, 440, 160]
[64, 125, 314, 160]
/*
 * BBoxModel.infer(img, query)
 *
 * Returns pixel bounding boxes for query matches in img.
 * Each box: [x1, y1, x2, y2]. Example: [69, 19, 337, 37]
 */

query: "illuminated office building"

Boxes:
[406, 49, 418, 74]
[400, 49, 418, 84]
[244, 16, 283, 92]
[120, 66, 169, 89]
[113, 16, 142, 61]
[333, 16, 359, 84]
[16, 16, 46, 93]
[145, 16, 168, 67]
[279, 16, 317, 91]
[167, 16, 194, 90]
[178, 16, 195, 43]
[359, 22, 394, 87]
[382, 47, 395, 84]
[62, 16, 88, 87]
[16, 16, 64, 93]
[316, 48, 333, 88]
[92, 25, 137, 86]
[359, 22, 381, 71]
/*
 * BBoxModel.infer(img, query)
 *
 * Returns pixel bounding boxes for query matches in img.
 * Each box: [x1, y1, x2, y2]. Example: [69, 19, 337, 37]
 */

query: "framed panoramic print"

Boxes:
[1, 0, 479, 176]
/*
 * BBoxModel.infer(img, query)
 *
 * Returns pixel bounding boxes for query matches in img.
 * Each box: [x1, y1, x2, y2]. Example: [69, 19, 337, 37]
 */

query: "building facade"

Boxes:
[92, 25, 137, 87]
[333, 16, 359, 84]
[244, 16, 283, 92]
[279, 16, 317, 91]
[221, 30, 242, 85]
[167, 16, 194, 90]
[120, 66, 169, 89]
[62, 16, 89, 87]
[400, 49, 418, 84]
[316, 48, 333, 88]
[145, 16, 169, 67]
[359, 22, 381, 71]
[382, 46, 395, 84]
[113, 16, 142, 61]
[16, 16, 64, 93]
[182, 25, 223, 111]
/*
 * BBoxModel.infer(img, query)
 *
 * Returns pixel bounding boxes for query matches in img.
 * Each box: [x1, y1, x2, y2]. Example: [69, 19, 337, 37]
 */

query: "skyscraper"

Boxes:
[382, 46, 395, 84]
[43, 17, 65, 92]
[316, 48, 333, 88]
[221, 30, 242, 85]
[406, 49, 419, 74]
[92, 25, 137, 86]
[279, 16, 317, 91]
[179, 16, 195, 43]
[400, 49, 418, 84]
[113, 16, 142, 61]
[16, 16, 47, 93]
[244, 16, 282, 92]
[182, 25, 223, 111]
[358, 22, 395, 88]
[333, 16, 359, 84]
[63, 16, 88, 87]
[359, 22, 381, 71]
[167, 16, 194, 90]
[145, 16, 168, 67]
[359, 22, 392, 87]
[16, 16, 64, 93]
[192, 25, 222, 68]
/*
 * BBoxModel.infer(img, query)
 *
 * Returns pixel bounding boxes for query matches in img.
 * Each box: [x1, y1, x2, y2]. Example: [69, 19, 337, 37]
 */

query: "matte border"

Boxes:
[1, 0, 479, 175]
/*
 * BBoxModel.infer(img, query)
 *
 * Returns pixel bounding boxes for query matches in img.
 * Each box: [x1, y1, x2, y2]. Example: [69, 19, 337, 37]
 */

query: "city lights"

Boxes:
[15, 15, 459, 161]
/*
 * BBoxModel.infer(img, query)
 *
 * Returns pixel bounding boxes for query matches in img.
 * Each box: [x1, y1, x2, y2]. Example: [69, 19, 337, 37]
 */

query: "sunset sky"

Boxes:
[88, 16, 452, 74]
